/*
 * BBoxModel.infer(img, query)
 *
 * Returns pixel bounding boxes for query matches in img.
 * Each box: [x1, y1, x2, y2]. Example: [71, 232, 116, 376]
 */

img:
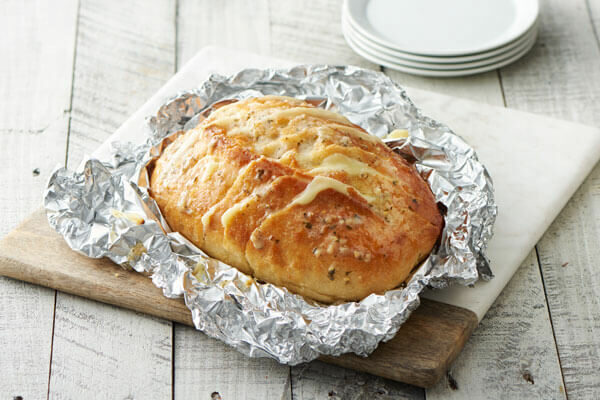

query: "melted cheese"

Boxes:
[201, 203, 220, 230]
[221, 196, 255, 228]
[275, 107, 351, 125]
[110, 209, 145, 225]
[275, 107, 380, 144]
[167, 131, 199, 170]
[177, 189, 188, 208]
[309, 153, 390, 180]
[387, 129, 409, 139]
[289, 176, 373, 207]
[199, 157, 219, 181]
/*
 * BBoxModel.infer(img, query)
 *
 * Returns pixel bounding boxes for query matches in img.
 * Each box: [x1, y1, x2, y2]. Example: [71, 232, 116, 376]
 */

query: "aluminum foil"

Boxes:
[44, 65, 496, 364]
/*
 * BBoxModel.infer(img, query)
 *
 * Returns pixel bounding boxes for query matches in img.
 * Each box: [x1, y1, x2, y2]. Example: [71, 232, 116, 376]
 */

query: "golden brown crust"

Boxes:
[150, 95, 443, 303]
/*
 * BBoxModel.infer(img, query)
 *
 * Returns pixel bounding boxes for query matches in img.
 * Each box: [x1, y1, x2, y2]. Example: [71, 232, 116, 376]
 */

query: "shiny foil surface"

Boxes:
[44, 65, 496, 364]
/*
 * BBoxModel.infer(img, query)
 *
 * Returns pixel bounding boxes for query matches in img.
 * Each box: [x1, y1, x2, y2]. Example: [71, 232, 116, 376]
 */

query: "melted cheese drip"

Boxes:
[309, 153, 390, 180]
[289, 176, 373, 207]
[201, 203, 220, 231]
[166, 131, 199, 173]
[221, 196, 255, 228]
[199, 157, 219, 182]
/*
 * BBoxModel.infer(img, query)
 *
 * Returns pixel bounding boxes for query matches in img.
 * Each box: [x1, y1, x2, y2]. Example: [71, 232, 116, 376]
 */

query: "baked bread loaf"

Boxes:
[149, 95, 443, 303]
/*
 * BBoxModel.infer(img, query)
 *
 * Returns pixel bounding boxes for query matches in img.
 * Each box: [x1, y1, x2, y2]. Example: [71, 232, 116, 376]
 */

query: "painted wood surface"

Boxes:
[66, 0, 176, 169]
[1, 0, 599, 398]
[0, 1, 78, 398]
[427, 252, 567, 399]
[291, 361, 424, 400]
[49, 295, 173, 399]
[174, 325, 292, 400]
[499, 0, 600, 397]
[177, 0, 271, 67]
[47, 0, 176, 398]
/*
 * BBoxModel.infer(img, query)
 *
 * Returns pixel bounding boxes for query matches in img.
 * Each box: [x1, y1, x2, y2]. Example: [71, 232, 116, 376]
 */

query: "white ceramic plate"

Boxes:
[345, 0, 539, 56]
[343, 18, 538, 70]
[343, 8, 539, 64]
[344, 26, 538, 77]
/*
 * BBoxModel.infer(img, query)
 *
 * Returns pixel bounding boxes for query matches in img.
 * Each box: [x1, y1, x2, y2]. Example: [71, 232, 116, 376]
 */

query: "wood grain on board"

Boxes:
[0, 209, 478, 389]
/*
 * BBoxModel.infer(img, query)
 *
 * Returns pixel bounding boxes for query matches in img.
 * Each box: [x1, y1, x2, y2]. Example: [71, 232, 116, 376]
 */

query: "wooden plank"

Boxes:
[66, 0, 176, 169]
[177, 0, 271, 67]
[385, 69, 505, 107]
[47, 0, 177, 398]
[268, 0, 376, 68]
[0, 278, 56, 400]
[49, 295, 173, 399]
[500, 0, 600, 125]
[174, 326, 291, 400]
[427, 252, 566, 399]
[175, 2, 291, 398]
[589, 0, 600, 35]
[291, 361, 424, 400]
[0, 0, 78, 398]
[535, 183, 600, 399]
[0, 209, 478, 389]
[499, 0, 600, 397]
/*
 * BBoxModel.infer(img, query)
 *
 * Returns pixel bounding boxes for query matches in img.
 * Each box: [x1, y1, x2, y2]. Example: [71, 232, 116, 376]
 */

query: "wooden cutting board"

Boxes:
[0, 209, 476, 388]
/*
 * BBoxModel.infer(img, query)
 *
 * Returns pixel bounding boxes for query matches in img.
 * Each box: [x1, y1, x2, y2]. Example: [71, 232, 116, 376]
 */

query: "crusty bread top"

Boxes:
[150, 95, 443, 303]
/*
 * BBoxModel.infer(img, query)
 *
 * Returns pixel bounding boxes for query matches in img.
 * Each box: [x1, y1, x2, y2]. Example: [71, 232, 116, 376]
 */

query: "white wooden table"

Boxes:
[1, 1, 599, 399]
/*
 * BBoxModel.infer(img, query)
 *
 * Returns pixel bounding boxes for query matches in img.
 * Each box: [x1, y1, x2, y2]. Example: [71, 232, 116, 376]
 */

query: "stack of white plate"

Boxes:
[343, 0, 539, 77]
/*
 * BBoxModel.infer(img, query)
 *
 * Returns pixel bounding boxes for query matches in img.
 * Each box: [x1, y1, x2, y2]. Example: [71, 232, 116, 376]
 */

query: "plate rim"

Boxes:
[344, 27, 538, 77]
[343, 10, 539, 64]
[343, 18, 538, 70]
[344, 0, 539, 56]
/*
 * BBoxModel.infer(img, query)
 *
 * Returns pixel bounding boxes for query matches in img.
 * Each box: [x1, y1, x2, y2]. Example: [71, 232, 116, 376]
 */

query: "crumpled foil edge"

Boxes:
[44, 65, 496, 364]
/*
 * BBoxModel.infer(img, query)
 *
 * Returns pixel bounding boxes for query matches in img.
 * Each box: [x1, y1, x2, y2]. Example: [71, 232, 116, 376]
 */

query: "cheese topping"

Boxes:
[274, 107, 380, 144]
[201, 203, 220, 231]
[274, 107, 352, 126]
[387, 129, 409, 139]
[221, 195, 255, 228]
[199, 157, 219, 182]
[207, 99, 380, 147]
[289, 176, 374, 207]
[309, 153, 390, 180]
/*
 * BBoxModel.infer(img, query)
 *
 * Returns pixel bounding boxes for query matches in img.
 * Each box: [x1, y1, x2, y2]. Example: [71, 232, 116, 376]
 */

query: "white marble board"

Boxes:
[92, 46, 600, 321]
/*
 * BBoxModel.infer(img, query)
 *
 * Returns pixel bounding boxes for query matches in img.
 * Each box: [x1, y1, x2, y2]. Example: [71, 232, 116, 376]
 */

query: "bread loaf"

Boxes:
[149, 95, 443, 303]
